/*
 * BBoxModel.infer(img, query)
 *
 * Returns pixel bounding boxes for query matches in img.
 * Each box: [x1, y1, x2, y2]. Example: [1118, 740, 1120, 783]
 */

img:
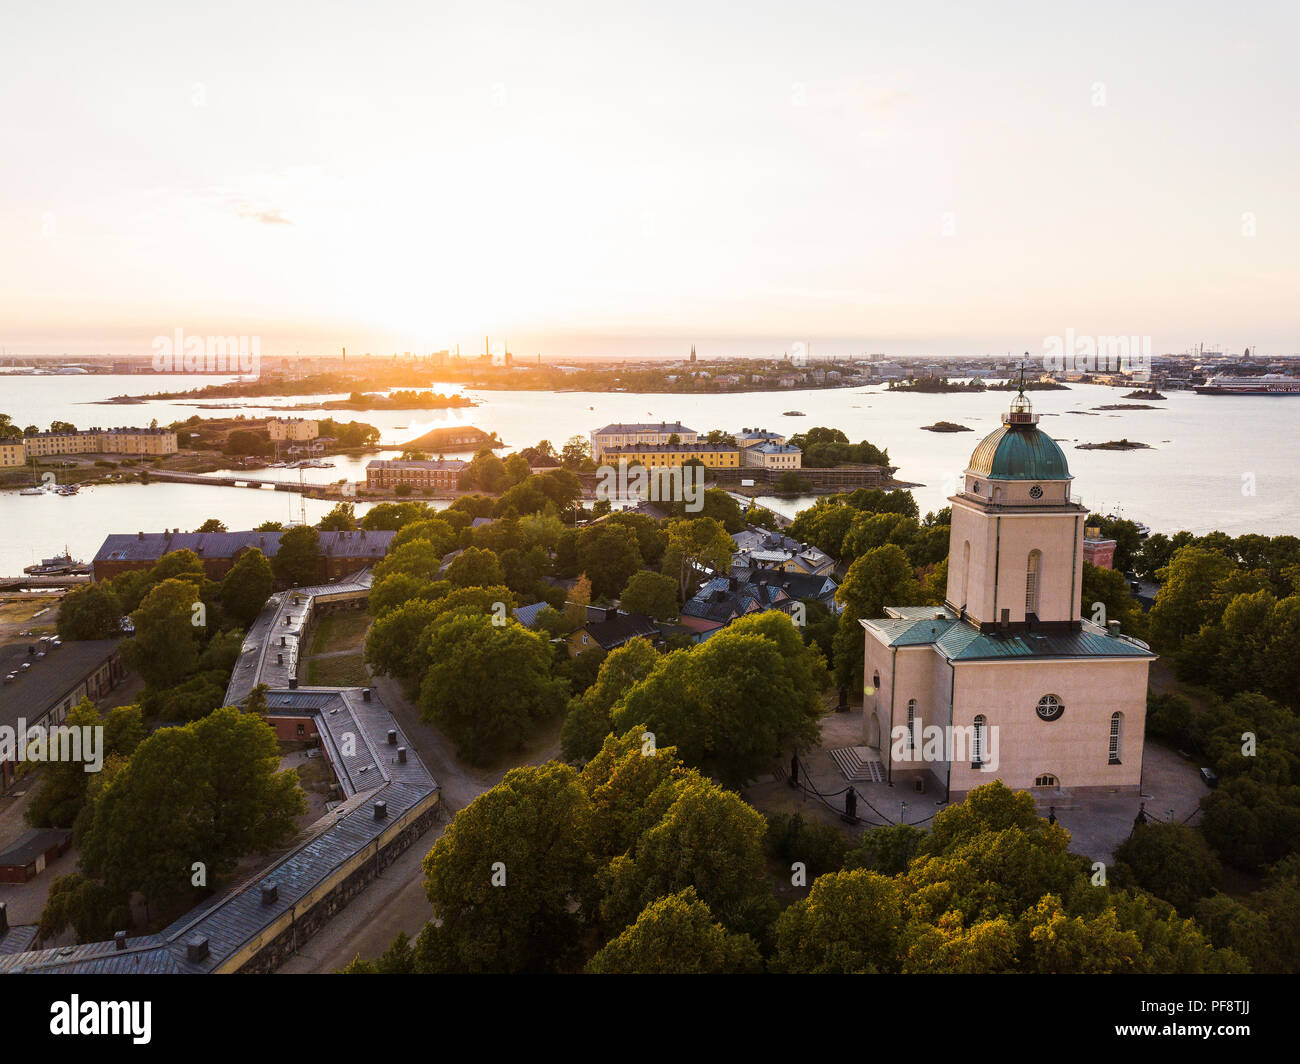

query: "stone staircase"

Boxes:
[829, 746, 886, 783]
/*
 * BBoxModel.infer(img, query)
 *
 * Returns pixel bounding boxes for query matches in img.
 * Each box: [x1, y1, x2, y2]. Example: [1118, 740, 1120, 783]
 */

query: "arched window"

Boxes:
[1109, 712, 1123, 764]
[1034, 773, 1059, 788]
[906, 699, 917, 751]
[1025, 549, 1042, 616]
[961, 541, 971, 608]
[972, 714, 987, 767]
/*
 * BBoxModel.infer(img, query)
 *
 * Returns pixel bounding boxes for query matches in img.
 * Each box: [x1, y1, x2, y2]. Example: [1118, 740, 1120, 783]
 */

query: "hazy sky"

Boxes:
[2, 0, 1297, 358]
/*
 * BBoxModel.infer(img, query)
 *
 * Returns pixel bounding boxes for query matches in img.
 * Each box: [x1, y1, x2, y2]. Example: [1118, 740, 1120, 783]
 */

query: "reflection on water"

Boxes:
[1, 374, 1297, 574]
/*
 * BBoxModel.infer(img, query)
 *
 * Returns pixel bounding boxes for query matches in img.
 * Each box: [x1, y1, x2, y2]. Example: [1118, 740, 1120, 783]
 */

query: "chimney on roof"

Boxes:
[186, 935, 210, 962]
[605, 606, 618, 622]
[362, 688, 372, 702]
[373, 800, 388, 820]
[0, 900, 7, 934]
[387, 728, 397, 745]
[1107, 620, 1122, 637]
[137, 531, 144, 540]
[260, 882, 279, 905]
[114, 930, 127, 951]
[288, 676, 298, 689]
[397, 746, 407, 764]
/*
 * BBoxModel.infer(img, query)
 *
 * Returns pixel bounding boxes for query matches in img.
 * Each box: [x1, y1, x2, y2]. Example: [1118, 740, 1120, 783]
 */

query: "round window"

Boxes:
[1029, 484, 1043, 499]
[1036, 694, 1064, 722]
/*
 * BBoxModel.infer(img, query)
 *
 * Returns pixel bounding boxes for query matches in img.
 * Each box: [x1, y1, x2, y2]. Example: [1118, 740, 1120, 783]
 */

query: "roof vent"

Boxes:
[934, 611, 946, 621]
[186, 935, 210, 962]
[1107, 620, 1122, 637]
[288, 677, 298, 689]
[387, 729, 397, 744]
[114, 930, 128, 951]
[397, 746, 407, 764]
[362, 688, 372, 703]
[373, 800, 388, 820]
[0, 901, 7, 934]
[260, 882, 279, 905]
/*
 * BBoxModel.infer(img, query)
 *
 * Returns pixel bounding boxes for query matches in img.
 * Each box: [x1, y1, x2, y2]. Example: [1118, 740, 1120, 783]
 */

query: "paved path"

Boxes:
[276, 673, 561, 972]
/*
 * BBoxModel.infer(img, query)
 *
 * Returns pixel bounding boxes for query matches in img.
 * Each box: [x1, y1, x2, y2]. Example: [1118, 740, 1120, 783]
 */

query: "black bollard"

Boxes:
[843, 788, 858, 823]
[788, 753, 799, 788]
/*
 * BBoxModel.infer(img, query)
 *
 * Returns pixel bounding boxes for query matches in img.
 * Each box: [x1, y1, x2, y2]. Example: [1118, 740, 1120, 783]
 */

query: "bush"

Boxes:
[765, 813, 848, 879]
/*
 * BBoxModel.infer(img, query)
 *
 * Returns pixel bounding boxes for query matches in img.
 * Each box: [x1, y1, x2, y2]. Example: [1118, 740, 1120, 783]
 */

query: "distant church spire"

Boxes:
[690, 345, 697, 363]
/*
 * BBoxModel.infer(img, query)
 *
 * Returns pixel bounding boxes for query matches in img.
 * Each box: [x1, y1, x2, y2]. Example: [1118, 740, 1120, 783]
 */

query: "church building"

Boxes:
[860, 386, 1155, 800]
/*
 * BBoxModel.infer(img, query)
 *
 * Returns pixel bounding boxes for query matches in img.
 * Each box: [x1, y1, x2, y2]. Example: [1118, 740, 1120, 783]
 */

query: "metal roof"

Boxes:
[93, 529, 396, 565]
[0, 639, 121, 732]
[966, 423, 1071, 481]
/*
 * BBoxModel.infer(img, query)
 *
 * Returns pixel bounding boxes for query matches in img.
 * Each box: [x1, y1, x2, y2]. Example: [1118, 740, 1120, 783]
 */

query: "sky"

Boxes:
[1, 0, 1297, 359]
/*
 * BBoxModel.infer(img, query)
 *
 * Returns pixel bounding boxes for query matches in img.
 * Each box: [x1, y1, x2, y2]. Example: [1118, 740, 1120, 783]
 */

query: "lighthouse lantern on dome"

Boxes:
[1004, 366, 1038, 426]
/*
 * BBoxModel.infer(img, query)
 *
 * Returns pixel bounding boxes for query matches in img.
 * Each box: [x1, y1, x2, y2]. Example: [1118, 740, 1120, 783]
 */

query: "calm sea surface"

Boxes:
[0, 373, 1296, 574]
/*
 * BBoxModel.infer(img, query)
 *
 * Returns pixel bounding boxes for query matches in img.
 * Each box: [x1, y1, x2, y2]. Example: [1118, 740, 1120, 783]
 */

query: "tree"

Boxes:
[318, 502, 358, 531]
[391, 517, 457, 557]
[38, 873, 130, 944]
[79, 707, 304, 910]
[193, 518, 228, 533]
[833, 544, 923, 688]
[1114, 822, 1222, 912]
[661, 517, 733, 602]
[599, 775, 773, 938]
[417, 613, 568, 763]
[771, 870, 904, 973]
[1082, 561, 1146, 637]
[618, 570, 679, 621]
[576, 523, 643, 600]
[122, 578, 204, 688]
[561, 638, 661, 762]
[225, 428, 268, 455]
[612, 613, 827, 787]
[220, 548, 273, 627]
[272, 525, 321, 587]
[445, 546, 505, 589]
[364, 599, 442, 684]
[560, 434, 591, 470]
[415, 763, 594, 972]
[587, 888, 762, 974]
[1148, 546, 1237, 650]
[26, 701, 144, 829]
[57, 583, 123, 640]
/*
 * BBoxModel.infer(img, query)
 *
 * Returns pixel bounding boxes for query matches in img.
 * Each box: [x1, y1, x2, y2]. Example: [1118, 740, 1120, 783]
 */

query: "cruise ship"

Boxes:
[1194, 373, 1300, 395]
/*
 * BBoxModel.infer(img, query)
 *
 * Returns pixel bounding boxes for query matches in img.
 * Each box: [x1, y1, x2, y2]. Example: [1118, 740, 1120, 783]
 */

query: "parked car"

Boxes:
[1199, 766, 1219, 788]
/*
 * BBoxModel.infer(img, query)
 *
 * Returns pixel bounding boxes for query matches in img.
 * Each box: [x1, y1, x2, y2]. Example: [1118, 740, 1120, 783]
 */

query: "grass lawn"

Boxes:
[308, 611, 372, 656]
[305, 652, 371, 687]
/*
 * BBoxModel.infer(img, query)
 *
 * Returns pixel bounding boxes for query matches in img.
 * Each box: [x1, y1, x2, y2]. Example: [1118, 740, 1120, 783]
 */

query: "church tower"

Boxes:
[945, 384, 1086, 630]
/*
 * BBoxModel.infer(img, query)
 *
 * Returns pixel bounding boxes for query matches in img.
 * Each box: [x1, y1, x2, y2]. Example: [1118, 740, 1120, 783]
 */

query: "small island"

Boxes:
[920, 421, 972, 432]
[1093, 403, 1161, 411]
[296, 390, 476, 412]
[1076, 439, 1152, 450]
[1123, 389, 1167, 400]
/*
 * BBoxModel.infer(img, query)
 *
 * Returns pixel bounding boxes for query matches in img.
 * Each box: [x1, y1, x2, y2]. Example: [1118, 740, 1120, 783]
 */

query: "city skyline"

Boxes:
[3, 1, 1298, 358]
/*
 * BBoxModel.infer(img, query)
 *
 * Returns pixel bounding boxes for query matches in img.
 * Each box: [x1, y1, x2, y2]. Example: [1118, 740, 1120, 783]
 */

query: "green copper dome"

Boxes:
[967, 421, 1071, 480]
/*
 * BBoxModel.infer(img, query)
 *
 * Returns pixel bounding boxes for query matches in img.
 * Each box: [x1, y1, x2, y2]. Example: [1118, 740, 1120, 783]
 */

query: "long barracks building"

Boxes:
[92, 528, 397, 583]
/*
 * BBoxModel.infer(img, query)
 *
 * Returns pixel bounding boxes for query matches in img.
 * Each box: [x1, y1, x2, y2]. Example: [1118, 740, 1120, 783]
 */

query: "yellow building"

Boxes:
[860, 388, 1155, 801]
[742, 441, 802, 470]
[0, 440, 24, 468]
[590, 421, 697, 459]
[268, 418, 319, 442]
[21, 428, 178, 458]
[600, 442, 740, 469]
